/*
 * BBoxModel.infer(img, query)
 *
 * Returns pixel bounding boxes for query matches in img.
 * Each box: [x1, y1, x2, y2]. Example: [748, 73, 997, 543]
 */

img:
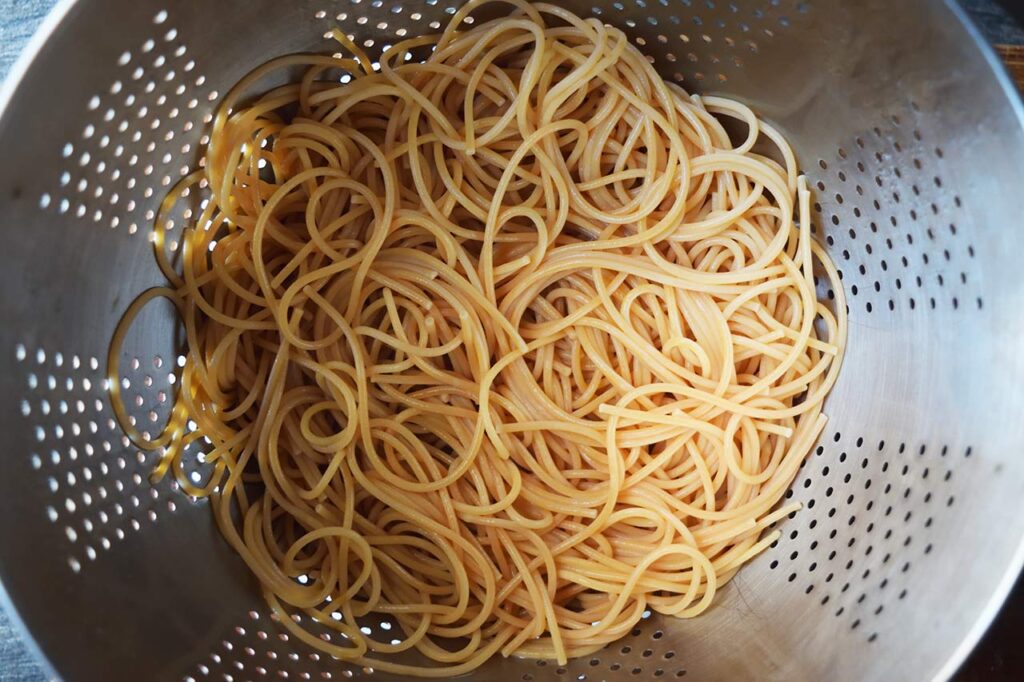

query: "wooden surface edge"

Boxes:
[997, 44, 1024, 90]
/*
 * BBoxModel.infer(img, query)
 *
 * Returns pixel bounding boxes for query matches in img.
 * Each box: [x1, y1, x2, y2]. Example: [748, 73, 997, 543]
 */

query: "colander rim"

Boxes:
[927, 2, 1024, 677]
[0, 0, 83, 677]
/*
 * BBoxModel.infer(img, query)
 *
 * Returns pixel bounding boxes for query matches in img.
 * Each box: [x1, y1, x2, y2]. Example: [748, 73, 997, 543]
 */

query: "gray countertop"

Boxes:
[1, 0, 1022, 679]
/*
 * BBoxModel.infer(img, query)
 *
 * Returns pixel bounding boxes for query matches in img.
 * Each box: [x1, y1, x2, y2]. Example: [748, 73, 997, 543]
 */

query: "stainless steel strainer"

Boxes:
[1, 0, 1023, 680]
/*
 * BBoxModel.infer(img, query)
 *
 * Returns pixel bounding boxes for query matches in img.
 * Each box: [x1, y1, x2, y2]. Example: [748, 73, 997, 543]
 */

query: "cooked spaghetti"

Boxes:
[109, 0, 846, 675]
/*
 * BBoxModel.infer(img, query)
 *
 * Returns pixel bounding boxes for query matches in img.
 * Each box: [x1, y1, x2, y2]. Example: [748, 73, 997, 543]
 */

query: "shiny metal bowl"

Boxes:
[0, 0, 1023, 679]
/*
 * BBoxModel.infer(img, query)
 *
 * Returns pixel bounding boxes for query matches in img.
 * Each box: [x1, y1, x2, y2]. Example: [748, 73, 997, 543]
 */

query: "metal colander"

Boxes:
[1, 0, 1023, 680]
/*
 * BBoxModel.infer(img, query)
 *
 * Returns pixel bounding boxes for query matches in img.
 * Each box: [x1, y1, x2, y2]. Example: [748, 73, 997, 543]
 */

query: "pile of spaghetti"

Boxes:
[110, 0, 845, 675]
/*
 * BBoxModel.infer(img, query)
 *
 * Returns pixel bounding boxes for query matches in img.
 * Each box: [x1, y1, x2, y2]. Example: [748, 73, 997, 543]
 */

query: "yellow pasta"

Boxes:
[109, 0, 846, 675]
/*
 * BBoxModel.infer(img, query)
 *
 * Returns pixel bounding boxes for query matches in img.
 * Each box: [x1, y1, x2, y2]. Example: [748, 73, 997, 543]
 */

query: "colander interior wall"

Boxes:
[1, 0, 1023, 680]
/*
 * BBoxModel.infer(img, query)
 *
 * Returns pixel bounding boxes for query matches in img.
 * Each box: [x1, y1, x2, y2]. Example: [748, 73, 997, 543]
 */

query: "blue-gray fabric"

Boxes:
[0, 0, 1019, 678]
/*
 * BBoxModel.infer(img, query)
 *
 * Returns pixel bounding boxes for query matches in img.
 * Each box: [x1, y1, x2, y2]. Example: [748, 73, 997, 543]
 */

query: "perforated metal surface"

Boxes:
[1, 0, 1023, 680]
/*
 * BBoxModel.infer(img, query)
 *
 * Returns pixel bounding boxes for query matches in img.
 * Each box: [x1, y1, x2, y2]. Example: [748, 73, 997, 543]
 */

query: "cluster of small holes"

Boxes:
[768, 432, 965, 642]
[811, 104, 980, 314]
[120, 352, 179, 435]
[15, 343, 180, 572]
[587, 0, 807, 85]
[184, 609, 694, 680]
[39, 10, 215, 238]
[188, 610, 369, 681]
[312, 1, 803, 88]
[518, 611, 690, 680]
[315, 0, 467, 51]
